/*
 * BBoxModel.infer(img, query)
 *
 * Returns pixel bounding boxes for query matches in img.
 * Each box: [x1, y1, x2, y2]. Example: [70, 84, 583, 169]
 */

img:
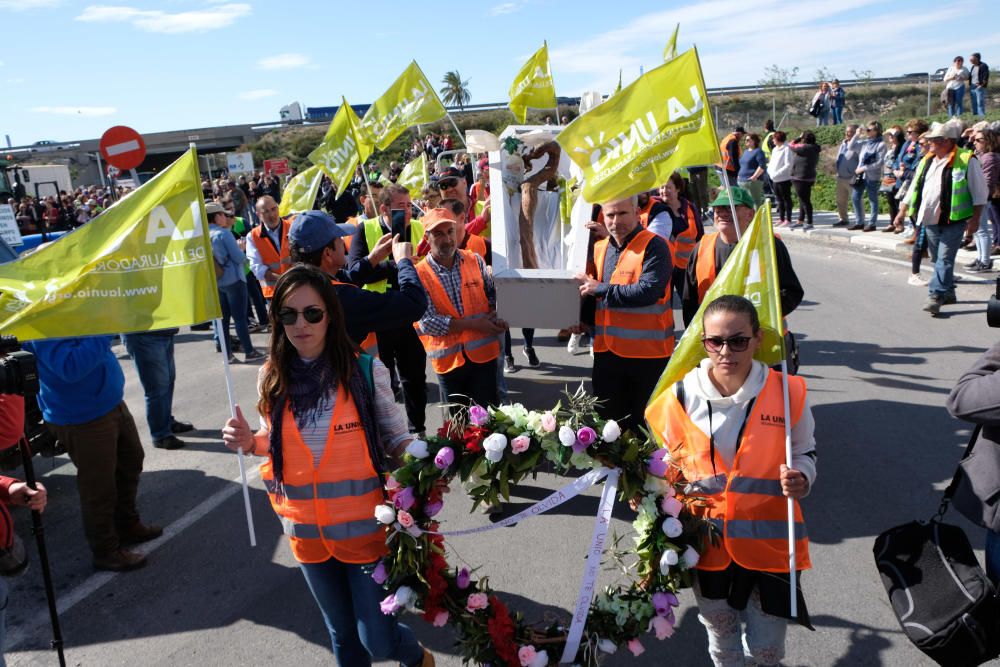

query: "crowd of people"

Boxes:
[10, 183, 126, 235]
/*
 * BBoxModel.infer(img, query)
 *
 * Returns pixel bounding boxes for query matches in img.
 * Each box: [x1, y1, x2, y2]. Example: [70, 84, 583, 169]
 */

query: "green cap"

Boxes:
[708, 186, 755, 210]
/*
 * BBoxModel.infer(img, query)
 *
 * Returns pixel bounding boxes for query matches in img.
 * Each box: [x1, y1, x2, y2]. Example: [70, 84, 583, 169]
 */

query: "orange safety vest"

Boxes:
[260, 384, 387, 564]
[341, 220, 358, 252]
[251, 219, 292, 298]
[593, 230, 674, 359]
[645, 369, 811, 573]
[638, 197, 656, 228]
[461, 233, 488, 260]
[671, 203, 699, 271]
[717, 133, 740, 173]
[414, 250, 500, 374]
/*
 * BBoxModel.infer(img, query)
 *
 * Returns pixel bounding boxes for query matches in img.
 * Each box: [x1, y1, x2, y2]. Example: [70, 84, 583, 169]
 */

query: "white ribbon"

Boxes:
[560, 467, 619, 664]
[429, 467, 609, 537]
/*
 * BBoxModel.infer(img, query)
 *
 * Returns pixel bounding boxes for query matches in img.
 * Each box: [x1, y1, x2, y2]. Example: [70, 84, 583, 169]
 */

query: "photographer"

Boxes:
[946, 342, 1000, 583]
[0, 393, 49, 661]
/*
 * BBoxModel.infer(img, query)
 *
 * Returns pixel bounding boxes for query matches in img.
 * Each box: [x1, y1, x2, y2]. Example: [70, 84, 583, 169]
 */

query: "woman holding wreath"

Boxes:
[646, 295, 817, 667]
[221, 264, 434, 667]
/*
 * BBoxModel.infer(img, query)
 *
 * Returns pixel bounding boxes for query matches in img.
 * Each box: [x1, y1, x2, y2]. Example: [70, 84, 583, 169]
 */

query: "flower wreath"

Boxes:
[374, 388, 713, 666]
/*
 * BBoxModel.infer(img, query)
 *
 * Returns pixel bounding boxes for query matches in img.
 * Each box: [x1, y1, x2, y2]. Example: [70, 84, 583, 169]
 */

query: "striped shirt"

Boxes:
[417, 251, 495, 337]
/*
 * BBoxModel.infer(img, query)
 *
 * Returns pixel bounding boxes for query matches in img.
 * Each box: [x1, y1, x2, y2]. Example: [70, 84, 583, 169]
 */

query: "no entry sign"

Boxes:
[99, 125, 147, 171]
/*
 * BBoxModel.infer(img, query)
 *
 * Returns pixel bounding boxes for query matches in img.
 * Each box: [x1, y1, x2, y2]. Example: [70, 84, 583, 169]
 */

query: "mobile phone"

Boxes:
[390, 209, 408, 241]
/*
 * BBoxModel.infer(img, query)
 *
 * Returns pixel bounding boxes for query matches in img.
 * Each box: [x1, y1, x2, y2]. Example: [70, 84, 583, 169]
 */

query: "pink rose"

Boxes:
[469, 404, 489, 426]
[397, 509, 414, 528]
[651, 614, 675, 639]
[371, 560, 387, 585]
[518, 645, 537, 667]
[576, 426, 597, 447]
[424, 500, 443, 517]
[660, 496, 683, 517]
[380, 593, 402, 615]
[386, 476, 401, 491]
[627, 638, 645, 657]
[540, 412, 557, 432]
[434, 446, 455, 470]
[465, 592, 489, 613]
[432, 610, 449, 627]
[511, 434, 531, 454]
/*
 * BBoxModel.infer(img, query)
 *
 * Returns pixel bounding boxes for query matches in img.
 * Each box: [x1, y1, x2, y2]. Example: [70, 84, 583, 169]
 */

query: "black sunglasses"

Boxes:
[224, 212, 236, 218]
[438, 177, 460, 189]
[277, 306, 326, 326]
[702, 335, 752, 353]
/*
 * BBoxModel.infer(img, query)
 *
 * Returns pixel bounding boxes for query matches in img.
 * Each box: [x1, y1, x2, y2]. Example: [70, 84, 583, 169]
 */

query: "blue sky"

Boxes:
[2, 0, 997, 146]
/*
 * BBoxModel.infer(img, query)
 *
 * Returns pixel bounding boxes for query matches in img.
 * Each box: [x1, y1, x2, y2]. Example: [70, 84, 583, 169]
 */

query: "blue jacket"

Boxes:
[209, 223, 247, 287]
[332, 258, 428, 343]
[25, 336, 124, 425]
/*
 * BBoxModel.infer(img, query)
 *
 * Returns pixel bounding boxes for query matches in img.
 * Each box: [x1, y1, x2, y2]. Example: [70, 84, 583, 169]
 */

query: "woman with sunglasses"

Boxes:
[646, 295, 817, 667]
[221, 264, 434, 667]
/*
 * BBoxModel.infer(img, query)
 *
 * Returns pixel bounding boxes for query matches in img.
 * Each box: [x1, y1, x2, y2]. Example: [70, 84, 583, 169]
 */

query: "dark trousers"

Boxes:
[438, 358, 498, 413]
[773, 180, 794, 222]
[376, 324, 427, 432]
[793, 180, 814, 225]
[592, 352, 669, 435]
[48, 402, 145, 556]
[503, 328, 536, 353]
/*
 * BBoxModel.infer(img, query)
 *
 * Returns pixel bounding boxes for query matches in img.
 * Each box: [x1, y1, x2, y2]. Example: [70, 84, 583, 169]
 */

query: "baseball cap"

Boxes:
[437, 166, 464, 181]
[421, 208, 458, 232]
[205, 201, 227, 216]
[288, 210, 350, 253]
[709, 186, 755, 209]
[925, 121, 962, 140]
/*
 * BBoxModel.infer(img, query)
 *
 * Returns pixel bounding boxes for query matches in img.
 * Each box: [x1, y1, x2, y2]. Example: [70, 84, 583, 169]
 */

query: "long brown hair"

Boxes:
[257, 264, 359, 417]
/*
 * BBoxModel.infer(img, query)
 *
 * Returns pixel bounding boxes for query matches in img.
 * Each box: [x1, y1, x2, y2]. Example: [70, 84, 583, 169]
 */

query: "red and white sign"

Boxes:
[263, 158, 290, 176]
[99, 125, 146, 171]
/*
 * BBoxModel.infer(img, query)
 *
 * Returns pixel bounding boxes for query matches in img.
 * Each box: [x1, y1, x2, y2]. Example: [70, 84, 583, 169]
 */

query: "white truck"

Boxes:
[14, 164, 73, 200]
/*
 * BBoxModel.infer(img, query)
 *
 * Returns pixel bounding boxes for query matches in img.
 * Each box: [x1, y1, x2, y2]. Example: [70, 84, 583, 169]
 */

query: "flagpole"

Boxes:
[719, 169, 743, 242]
[780, 358, 797, 618]
[215, 318, 258, 548]
[446, 113, 467, 149]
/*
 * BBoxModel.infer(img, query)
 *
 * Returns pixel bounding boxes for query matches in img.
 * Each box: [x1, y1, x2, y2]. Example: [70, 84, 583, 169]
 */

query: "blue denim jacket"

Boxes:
[209, 223, 247, 287]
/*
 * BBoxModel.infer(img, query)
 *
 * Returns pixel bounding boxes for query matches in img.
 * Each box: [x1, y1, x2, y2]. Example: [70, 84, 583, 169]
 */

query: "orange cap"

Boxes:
[421, 208, 458, 232]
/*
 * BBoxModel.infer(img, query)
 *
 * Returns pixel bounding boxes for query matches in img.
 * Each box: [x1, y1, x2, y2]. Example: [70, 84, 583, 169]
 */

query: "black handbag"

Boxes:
[949, 425, 1000, 532]
[873, 440, 1000, 666]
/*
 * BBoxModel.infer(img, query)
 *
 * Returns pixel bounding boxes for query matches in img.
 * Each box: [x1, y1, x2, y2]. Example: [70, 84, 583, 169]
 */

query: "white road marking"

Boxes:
[8, 466, 261, 652]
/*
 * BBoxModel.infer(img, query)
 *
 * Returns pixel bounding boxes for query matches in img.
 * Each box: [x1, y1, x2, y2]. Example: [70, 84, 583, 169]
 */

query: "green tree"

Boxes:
[439, 70, 471, 110]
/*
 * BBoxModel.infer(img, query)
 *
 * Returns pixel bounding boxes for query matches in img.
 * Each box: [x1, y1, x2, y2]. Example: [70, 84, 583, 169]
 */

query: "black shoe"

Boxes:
[153, 435, 186, 450]
[523, 347, 540, 367]
[170, 420, 194, 434]
[832, 220, 848, 227]
[964, 258, 981, 269]
[863, 225, 876, 232]
[504, 356, 516, 374]
[847, 224, 864, 231]
[119, 522, 164, 545]
[93, 548, 147, 572]
[941, 293, 958, 305]
[969, 261, 993, 273]
[244, 350, 266, 362]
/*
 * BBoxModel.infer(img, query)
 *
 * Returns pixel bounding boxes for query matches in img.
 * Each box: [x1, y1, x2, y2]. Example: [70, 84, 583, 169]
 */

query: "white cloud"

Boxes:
[32, 106, 117, 116]
[238, 89, 277, 101]
[257, 53, 310, 70]
[0, 0, 61, 10]
[489, 1, 525, 15]
[75, 3, 251, 34]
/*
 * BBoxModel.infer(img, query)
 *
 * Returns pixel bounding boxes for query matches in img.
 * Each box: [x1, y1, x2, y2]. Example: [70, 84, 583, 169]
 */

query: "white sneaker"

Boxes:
[901, 227, 915, 240]
[567, 333, 582, 355]
[908, 274, 929, 286]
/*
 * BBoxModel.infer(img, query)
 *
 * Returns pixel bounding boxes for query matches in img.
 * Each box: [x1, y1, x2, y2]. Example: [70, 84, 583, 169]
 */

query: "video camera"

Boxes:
[0, 335, 39, 396]
[989, 279, 1000, 328]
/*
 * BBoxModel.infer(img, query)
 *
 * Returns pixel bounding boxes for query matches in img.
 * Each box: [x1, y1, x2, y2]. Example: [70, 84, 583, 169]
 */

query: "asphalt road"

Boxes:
[5, 237, 999, 667]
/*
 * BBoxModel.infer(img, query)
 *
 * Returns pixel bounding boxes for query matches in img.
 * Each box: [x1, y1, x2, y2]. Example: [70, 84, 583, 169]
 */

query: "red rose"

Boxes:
[463, 426, 487, 453]
[487, 596, 519, 666]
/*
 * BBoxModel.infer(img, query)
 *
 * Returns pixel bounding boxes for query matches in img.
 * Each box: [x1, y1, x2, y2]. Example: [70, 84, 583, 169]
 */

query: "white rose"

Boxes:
[529, 650, 549, 667]
[597, 639, 618, 654]
[601, 420, 621, 443]
[374, 504, 396, 524]
[558, 425, 577, 447]
[683, 545, 700, 569]
[659, 549, 679, 575]
[483, 433, 508, 463]
[394, 585, 416, 608]
[661, 516, 683, 538]
[405, 439, 429, 459]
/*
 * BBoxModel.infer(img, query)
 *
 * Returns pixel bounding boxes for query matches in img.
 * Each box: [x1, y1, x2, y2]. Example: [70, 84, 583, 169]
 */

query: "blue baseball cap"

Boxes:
[288, 210, 350, 253]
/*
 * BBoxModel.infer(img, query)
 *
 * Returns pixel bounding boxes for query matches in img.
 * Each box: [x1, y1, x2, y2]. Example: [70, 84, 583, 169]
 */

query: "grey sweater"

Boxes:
[947, 343, 1000, 446]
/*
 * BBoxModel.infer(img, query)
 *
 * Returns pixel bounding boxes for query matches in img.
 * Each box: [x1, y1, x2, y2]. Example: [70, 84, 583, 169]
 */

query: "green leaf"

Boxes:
[623, 441, 638, 462]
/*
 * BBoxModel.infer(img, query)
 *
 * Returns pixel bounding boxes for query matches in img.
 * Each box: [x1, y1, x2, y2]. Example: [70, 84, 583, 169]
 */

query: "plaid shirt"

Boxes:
[417, 251, 495, 337]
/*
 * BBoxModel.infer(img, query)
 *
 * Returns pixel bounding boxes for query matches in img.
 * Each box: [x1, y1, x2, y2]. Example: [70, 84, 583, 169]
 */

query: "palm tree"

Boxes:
[439, 71, 471, 110]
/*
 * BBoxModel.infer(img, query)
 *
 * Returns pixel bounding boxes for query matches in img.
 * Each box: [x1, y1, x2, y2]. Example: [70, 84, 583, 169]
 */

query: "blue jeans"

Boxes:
[816, 110, 830, 126]
[948, 85, 966, 116]
[122, 332, 177, 440]
[852, 179, 880, 226]
[832, 106, 843, 125]
[217, 280, 254, 355]
[924, 221, 966, 298]
[987, 530, 1000, 586]
[971, 86, 987, 116]
[299, 558, 423, 667]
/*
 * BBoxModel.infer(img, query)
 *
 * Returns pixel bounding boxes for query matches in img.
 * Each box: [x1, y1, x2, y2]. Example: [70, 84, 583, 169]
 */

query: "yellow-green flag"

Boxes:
[663, 23, 679, 61]
[361, 61, 447, 151]
[309, 101, 372, 196]
[396, 153, 427, 199]
[509, 41, 558, 123]
[645, 201, 786, 440]
[0, 149, 221, 340]
[556, 47, 721, 203]
[278, 164, 326, 218]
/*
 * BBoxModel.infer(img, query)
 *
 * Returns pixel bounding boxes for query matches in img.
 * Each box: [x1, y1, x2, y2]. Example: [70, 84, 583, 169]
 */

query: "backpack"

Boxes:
[873, 429, 1000, 666]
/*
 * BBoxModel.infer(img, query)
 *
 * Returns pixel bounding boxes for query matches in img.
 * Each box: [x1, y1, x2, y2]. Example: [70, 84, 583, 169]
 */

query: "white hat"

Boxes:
[925, 121, 961, 140]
